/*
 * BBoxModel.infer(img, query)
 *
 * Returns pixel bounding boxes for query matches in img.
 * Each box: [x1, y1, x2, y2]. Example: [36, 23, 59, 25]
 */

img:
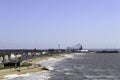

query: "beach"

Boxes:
[0, 53, 67, 80]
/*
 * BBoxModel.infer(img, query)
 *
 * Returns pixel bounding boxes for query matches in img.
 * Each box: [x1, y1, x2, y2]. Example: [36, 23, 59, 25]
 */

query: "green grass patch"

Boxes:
[20, 62, 32, 67]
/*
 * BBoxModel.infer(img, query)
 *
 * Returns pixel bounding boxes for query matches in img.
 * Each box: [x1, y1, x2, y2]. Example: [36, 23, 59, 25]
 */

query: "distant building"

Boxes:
[42, 51, 47, 55]
[28, 52, 32, 57]
[36, 52, 41, 56]
[0, 56, 3, 61]
[0, 56, 3, 66]
[21, 53, 27, 59]
[16, 54, 22, 59]
[4, 55, 9, 61]
[10, 54, 16, 60]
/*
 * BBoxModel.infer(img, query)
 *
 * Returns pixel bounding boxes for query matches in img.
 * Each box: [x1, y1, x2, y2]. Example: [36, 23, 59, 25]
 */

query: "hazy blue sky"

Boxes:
[0, 0, 120, 49]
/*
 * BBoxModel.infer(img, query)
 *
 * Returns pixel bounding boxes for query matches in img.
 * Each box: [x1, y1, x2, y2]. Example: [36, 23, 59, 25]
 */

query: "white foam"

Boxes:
[63, 68, 72, 71]
[64, 53, 87, 58]
[65, 72, 72, 75]
[4, 73, 30, 79]
[29, 71, 51, 80]
[92, 69, 106, 72]
[4, 71, 51, 80]
[37, 58, 64, 70]
[74, 53, 87, 55]
[64, 54, 74, 58]
[74, 65, 84, 69]
[85, 75, 117, 79]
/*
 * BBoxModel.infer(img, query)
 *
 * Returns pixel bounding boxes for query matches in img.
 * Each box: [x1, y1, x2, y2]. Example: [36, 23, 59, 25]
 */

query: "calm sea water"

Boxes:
[5, 53, 120, 80]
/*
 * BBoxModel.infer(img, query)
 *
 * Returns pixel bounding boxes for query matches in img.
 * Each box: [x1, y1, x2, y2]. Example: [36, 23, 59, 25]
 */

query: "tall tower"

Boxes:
[58, 44, 60, 49]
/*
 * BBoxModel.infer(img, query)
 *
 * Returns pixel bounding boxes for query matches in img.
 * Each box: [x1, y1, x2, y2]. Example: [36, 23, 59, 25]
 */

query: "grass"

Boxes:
[20, 62, 32, 67]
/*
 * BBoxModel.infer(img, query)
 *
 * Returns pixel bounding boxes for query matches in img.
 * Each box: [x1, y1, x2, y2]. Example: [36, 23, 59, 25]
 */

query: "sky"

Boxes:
[0, 0, 120, 49]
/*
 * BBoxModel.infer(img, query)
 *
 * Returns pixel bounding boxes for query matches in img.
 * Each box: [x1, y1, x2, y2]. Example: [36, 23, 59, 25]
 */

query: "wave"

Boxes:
[85, 75, 118, 79]
[36, 58, 64, 70]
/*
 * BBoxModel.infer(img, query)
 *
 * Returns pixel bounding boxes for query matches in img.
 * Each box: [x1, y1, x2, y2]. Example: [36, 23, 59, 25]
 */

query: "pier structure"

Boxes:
[67, 44, 83, 52]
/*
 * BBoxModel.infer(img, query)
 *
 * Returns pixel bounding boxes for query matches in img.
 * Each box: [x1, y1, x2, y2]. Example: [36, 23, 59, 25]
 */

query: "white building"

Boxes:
[4, 55, 9, 61]
[0, 56, 3, 61]
[42, 51, 47, 55]
[28, 52, 32, 56]
[16, 54, 22, 58]
[10, 54, 16, 60]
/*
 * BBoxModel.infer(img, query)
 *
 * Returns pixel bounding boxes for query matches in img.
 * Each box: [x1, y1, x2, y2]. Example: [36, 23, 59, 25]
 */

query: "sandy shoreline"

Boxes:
[0, 53, 68, 80]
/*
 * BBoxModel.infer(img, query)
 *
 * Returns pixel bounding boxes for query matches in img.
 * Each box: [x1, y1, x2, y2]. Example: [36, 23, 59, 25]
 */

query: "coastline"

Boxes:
[0, 53, 70, 80]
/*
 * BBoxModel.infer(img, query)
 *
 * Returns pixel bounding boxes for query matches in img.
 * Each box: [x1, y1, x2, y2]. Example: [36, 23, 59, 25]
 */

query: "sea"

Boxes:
[4, 53, 120, 80]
